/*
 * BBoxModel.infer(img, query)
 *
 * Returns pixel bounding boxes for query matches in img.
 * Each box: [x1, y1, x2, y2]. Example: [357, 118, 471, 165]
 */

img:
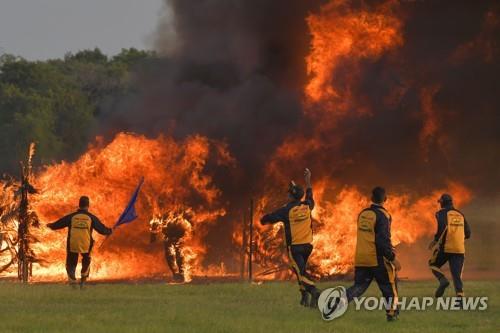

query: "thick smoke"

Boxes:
[98, 0, 324, 263]
[100, 0, 499, 195]
[333, 0, 500, 196]
[100, 0, 323, 182]
[95, 1, 499, 268]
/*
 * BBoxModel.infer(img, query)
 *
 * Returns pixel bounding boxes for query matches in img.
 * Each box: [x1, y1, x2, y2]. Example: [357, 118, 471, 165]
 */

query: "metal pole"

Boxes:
[248, 198, 253, 282]
[240, 213, 247, 280]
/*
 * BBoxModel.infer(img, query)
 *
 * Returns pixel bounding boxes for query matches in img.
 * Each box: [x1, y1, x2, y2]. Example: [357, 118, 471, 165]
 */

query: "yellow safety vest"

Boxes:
[354, 209, 378, 267]
[288, 204, 313, 245]
[69, 213, 92, 253]
[444, 210, 465, 254]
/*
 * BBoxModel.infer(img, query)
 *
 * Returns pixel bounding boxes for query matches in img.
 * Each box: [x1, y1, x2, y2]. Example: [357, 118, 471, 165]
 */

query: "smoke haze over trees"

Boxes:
[0, 48, 153, 172]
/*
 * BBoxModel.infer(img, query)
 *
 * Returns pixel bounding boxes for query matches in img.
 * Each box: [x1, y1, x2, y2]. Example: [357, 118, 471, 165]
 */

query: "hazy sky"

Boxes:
[0, 0, 164, 60]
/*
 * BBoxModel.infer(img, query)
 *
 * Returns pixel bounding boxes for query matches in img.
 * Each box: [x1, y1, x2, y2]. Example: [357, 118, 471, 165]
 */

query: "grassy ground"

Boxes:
[0, 280, 498, 333]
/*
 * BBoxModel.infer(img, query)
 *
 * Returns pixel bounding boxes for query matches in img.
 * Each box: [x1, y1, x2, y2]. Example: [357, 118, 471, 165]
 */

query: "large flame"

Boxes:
[0, 133, 233, 281]
[251, 179, 471, 279]
[308, 180, 471, 276]
[250, 0, 472, 279]
[305, 0, 402, 119]
[0, 0, 477, 282]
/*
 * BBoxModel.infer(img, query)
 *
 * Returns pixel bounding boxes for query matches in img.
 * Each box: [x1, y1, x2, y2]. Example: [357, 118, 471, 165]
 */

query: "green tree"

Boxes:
[0, 48, 154, 173]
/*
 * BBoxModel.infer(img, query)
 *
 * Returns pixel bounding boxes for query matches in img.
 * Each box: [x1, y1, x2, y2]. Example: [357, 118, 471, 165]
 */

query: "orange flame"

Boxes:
[0, 0, 477, 282]
[19, 133, 232, 281]
[305, 0, 402, 119]
[309, 180, 471, 276]
[250, 0, 473, 279]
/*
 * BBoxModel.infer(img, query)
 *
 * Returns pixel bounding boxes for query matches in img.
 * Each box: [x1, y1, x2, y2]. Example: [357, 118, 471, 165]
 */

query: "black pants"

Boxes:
[346, 259, 399, 316]
[429, 250, 465, 295]
[288, 244, 316, 293]
[66, 252, 91, 280]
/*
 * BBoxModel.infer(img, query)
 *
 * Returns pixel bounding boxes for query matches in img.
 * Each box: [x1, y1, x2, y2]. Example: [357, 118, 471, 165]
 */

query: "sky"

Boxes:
[0, 0, 164, 60]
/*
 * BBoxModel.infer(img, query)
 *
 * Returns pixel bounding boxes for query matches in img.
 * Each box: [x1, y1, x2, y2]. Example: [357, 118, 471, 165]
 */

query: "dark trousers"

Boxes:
[429, 250, 465, 295]
[346, 259, 399, 316]
[66, 252, 91, 280]
[288, 244, 317, 293]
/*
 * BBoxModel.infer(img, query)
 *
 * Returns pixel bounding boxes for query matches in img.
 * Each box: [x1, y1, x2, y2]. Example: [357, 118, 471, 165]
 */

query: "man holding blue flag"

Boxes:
[48, 179, 143, 288]
[48, 196, 112, 288]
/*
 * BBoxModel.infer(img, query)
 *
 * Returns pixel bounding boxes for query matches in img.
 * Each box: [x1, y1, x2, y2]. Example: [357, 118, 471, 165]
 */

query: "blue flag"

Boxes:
[113, 177, 144, 229]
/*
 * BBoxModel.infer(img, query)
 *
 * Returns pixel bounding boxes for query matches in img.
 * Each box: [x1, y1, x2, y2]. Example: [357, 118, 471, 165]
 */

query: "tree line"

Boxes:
[0, 48, 154, 174]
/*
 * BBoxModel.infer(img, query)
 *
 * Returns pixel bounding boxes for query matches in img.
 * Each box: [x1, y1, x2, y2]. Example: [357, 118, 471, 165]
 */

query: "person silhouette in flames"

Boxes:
[260, 168, 321, 308]
[47, 196, 112, 288]
[150, 212, 192, 282]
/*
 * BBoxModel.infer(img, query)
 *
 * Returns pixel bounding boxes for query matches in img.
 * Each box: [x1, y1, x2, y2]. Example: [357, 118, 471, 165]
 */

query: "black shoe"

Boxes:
[435, 279, 450, 297]
[80, 276, 87, 290]
[300, 291, 310, 307]
[309, 289, 321, 309]
[387, 314, 398, 322]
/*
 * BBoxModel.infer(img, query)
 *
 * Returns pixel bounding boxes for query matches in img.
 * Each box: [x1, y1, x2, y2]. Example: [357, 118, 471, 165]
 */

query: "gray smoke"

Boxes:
[95, 0, 500, 268]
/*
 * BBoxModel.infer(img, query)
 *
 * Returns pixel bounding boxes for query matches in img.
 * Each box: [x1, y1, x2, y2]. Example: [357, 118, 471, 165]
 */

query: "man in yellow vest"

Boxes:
[260, 168, 321, 308]
[428, 193, 471, 298]
[346, 186, 401, 321]
[48, 196, 112, 288]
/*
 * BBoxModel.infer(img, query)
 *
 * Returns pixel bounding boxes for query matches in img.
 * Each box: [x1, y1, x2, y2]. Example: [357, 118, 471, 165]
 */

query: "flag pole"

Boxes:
[98, 233, 112, 250]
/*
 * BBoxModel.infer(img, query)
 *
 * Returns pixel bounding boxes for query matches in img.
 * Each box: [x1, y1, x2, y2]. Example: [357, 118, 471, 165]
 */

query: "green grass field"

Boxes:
[0, 280, 498, 333]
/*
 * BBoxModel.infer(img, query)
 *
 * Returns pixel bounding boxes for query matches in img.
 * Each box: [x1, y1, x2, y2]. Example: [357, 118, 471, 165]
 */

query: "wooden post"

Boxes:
[17, 143, 35, 283]
[248, 198, 253, 282]
[18, 164, 30, 283]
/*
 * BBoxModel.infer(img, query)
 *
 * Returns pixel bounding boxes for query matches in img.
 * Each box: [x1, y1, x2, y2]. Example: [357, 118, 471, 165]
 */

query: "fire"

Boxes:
[305, 0, 402, 118]
[249, 0, 473, 280]
[0, 133, 232, 281]
[251, 180, 471, 279]
[149, 211, 195, 282]
[419, 84, 451, 161]
[308, 180, 471, 276]
[0, 178, 19, 272]
[0, 0, 479, 282]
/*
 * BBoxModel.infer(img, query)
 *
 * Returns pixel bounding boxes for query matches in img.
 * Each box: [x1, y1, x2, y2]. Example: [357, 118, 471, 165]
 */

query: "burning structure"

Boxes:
[0, 0, 498, 282]
[0, 143, 40, 281]
[0, 178, 19, 274]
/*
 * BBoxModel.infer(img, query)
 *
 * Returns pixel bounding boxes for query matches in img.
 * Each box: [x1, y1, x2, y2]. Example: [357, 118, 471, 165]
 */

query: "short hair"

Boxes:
[371, 186, 386, 204]
[438, 193, 453, 206]
[79, 196, 90, 209]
